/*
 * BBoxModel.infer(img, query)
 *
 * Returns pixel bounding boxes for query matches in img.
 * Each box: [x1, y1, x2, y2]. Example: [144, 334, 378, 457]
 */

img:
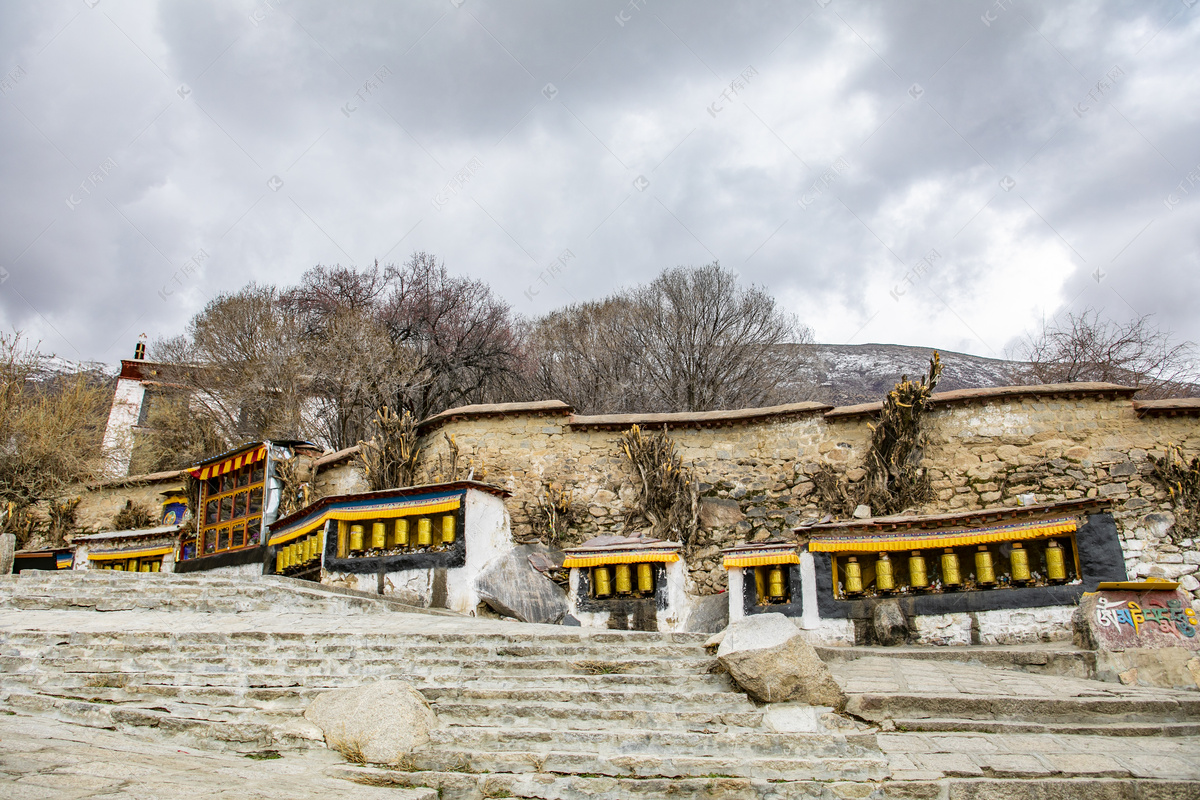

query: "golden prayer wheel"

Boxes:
[394, 518, 410, 548]
[371, 522, 387, 549]
[442, 515, 456, 544]
[1045, 539, 1067, 582]
[909, 551, 928, 589]
[150, 561, 160, 572]
[941, 548, 961, 587]
[128, 559, 138, 572]
[636, 563, 654, 593]
[875, 553, 895, 593]
[307, 536, 317, 561]
[593, 566, 613, 597]
[289, 542, 299, 567]
[975, 546, 996, 586]
[276, 547, 285, 573]
[140, 562, 151, 572]
[614, 563, 633, 594]
[112, 563, 123, 571]
[768, 565, 786, 600]
[417, 518, 432, 546]
[1011, 542, 1031, 582]
[349, 524, 365, 552]
[843, 556, 863, 595]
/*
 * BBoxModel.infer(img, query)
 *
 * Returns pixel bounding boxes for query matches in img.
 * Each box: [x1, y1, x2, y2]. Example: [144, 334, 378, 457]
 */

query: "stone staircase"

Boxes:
[2, 571, 1200, 799]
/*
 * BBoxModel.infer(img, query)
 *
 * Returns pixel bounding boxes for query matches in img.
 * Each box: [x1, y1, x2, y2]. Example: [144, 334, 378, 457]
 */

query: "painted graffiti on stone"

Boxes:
[1079, 589, 1200, 652]
[1095, 596, 1198, 638]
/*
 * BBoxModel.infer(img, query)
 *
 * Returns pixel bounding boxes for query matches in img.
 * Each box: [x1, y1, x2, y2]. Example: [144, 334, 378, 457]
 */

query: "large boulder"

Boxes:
[0, 533, 14, 575]
[872, 599, 908, 646]
[476, 548, 569, 624]
[685, 592, 730, 634]
[699, 498, 745, 529]
[304, 680, 437, 765]
[717, 613, 846, 708]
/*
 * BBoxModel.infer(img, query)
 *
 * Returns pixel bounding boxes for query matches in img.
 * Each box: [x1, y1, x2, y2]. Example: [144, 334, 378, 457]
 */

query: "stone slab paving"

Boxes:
[835, 654, 1193, 701]
[876, 730, 1200, 781]
[0, 712, 435, 800]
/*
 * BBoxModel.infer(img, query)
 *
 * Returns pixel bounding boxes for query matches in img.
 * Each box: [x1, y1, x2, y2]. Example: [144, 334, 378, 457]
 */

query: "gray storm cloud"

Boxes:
[0, 0, 1197, 364]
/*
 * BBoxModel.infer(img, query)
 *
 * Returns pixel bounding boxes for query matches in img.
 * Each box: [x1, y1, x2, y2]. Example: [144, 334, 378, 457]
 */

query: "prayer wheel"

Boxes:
[349, 524, 365, 552]
[1010, 542, 1031, 582]
[909, 550, 928, 589]
[128, 559, 138, 572]
[843, 556, 863, 595]
[442, 515, 456, 544]
[417, 518, 432, 546]
[637, 563, 653, 593]
[1045, 539, 1067, 582]
[394, 518, 410, 548]
[308, 536, 318, 561]
[276, 547, 285, 573]
[767, 565, 787, 600]
[875, 553, 895, 592]
[614, 563, 633, 594]
[141, 562, 151, 572]
[150, 561, 160, 572]
[289, 542, 299, 567]
[371, 522, 387, 549]
[941, 548, 961, 587]
[975, 546, 996, 586]
[112, 563, 123, 571]
[593, 566, 613, 597]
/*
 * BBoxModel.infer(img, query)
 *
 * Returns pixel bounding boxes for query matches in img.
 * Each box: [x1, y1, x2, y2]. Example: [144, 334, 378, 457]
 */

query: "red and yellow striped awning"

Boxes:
[269, 497, 462, 546]
[562, 551, 680, 568]
[807, 517, 1080, 553]
[189, 446, 266, 481]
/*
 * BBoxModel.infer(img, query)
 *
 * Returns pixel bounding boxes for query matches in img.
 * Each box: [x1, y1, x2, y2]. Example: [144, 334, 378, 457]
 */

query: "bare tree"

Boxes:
[380, 252, 522, 420]
[523, 263, 816, 413]
[0, 331, 113, 545]
[1012, 308, 1198, 398]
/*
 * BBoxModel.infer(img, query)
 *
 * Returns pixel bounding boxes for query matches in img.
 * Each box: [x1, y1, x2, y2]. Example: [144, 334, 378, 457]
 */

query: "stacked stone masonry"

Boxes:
[359, 389, 1200, 606]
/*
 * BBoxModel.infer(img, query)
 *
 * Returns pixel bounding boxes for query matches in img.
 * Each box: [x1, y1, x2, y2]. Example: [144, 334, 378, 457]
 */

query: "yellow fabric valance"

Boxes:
[563, 552, 680, 568]
[808, 517, 1079, 553]
[269, 498, 461, 547]
[89, 546, 172, 561]
[724, 552, 800, 568]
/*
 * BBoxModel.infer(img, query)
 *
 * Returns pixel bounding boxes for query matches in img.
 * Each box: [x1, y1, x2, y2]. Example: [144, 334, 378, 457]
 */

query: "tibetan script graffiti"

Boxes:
[1081, 589, 1200, 652]
[1095, 596, 1198, 638]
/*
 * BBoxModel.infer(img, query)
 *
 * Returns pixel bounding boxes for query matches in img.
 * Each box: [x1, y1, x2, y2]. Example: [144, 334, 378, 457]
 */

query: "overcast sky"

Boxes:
[1, 0, 1198, 367]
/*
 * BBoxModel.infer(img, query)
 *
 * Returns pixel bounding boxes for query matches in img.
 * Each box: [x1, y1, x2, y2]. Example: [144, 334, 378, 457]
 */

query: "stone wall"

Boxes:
[394, 390, 1200, 605]
[73, 472, 185, 533]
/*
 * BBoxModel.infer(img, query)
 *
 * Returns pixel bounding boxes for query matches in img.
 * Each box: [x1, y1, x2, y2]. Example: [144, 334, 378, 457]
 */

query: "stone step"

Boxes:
[0, 651, 717, 676]
[0, 691, 323, 752]
[0, 669, 735, 693]
[329, 767, 1200, 800]
[400, 747, 891, 781]
[429, 699, 765, 731]
[891, 716, 1200, 737]
[424, 726, 880, 759]
[418, 684, 757, 711]
[849, 692, 1200, 724]
[816, 644, 1098, 678]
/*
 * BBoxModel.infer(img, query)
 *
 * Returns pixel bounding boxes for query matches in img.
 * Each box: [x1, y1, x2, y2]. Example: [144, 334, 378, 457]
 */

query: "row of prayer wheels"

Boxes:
[100, 560, 161, 572]
[346, 516, 456, 553]
[842, 538, 1069, 595]
[593, 563, 656, 597]
[276, 533, 321, 572]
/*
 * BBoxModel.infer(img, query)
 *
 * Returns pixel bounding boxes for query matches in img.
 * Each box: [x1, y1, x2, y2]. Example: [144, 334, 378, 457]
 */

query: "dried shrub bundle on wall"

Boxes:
[620, 424, 699, 544]
[112, 500, 155, 531]
[1150, 444, 1200, 541]
[526, 481, 581, 547]
[816, 353, 943, 517]
[358, 407, 421, 491]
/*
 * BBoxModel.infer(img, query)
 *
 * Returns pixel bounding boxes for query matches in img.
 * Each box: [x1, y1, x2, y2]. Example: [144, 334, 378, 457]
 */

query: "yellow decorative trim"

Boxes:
[723, 553, 800, 568]
[808, 520, 1078, 553]
[562, 552, 680, 568]
[1097, 579, 1181, 591]
[89, 546, 172, 561]
[269, 499, 461, 546]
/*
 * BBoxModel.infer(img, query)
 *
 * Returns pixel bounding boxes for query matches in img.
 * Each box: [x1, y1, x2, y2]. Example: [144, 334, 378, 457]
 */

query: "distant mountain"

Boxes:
[787, 343, 1019, 406]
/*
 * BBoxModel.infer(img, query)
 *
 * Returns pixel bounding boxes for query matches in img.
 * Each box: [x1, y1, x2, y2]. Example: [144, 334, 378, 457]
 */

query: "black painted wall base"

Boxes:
[175, 544, 268, 574]
[742, 564, 804, 618]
